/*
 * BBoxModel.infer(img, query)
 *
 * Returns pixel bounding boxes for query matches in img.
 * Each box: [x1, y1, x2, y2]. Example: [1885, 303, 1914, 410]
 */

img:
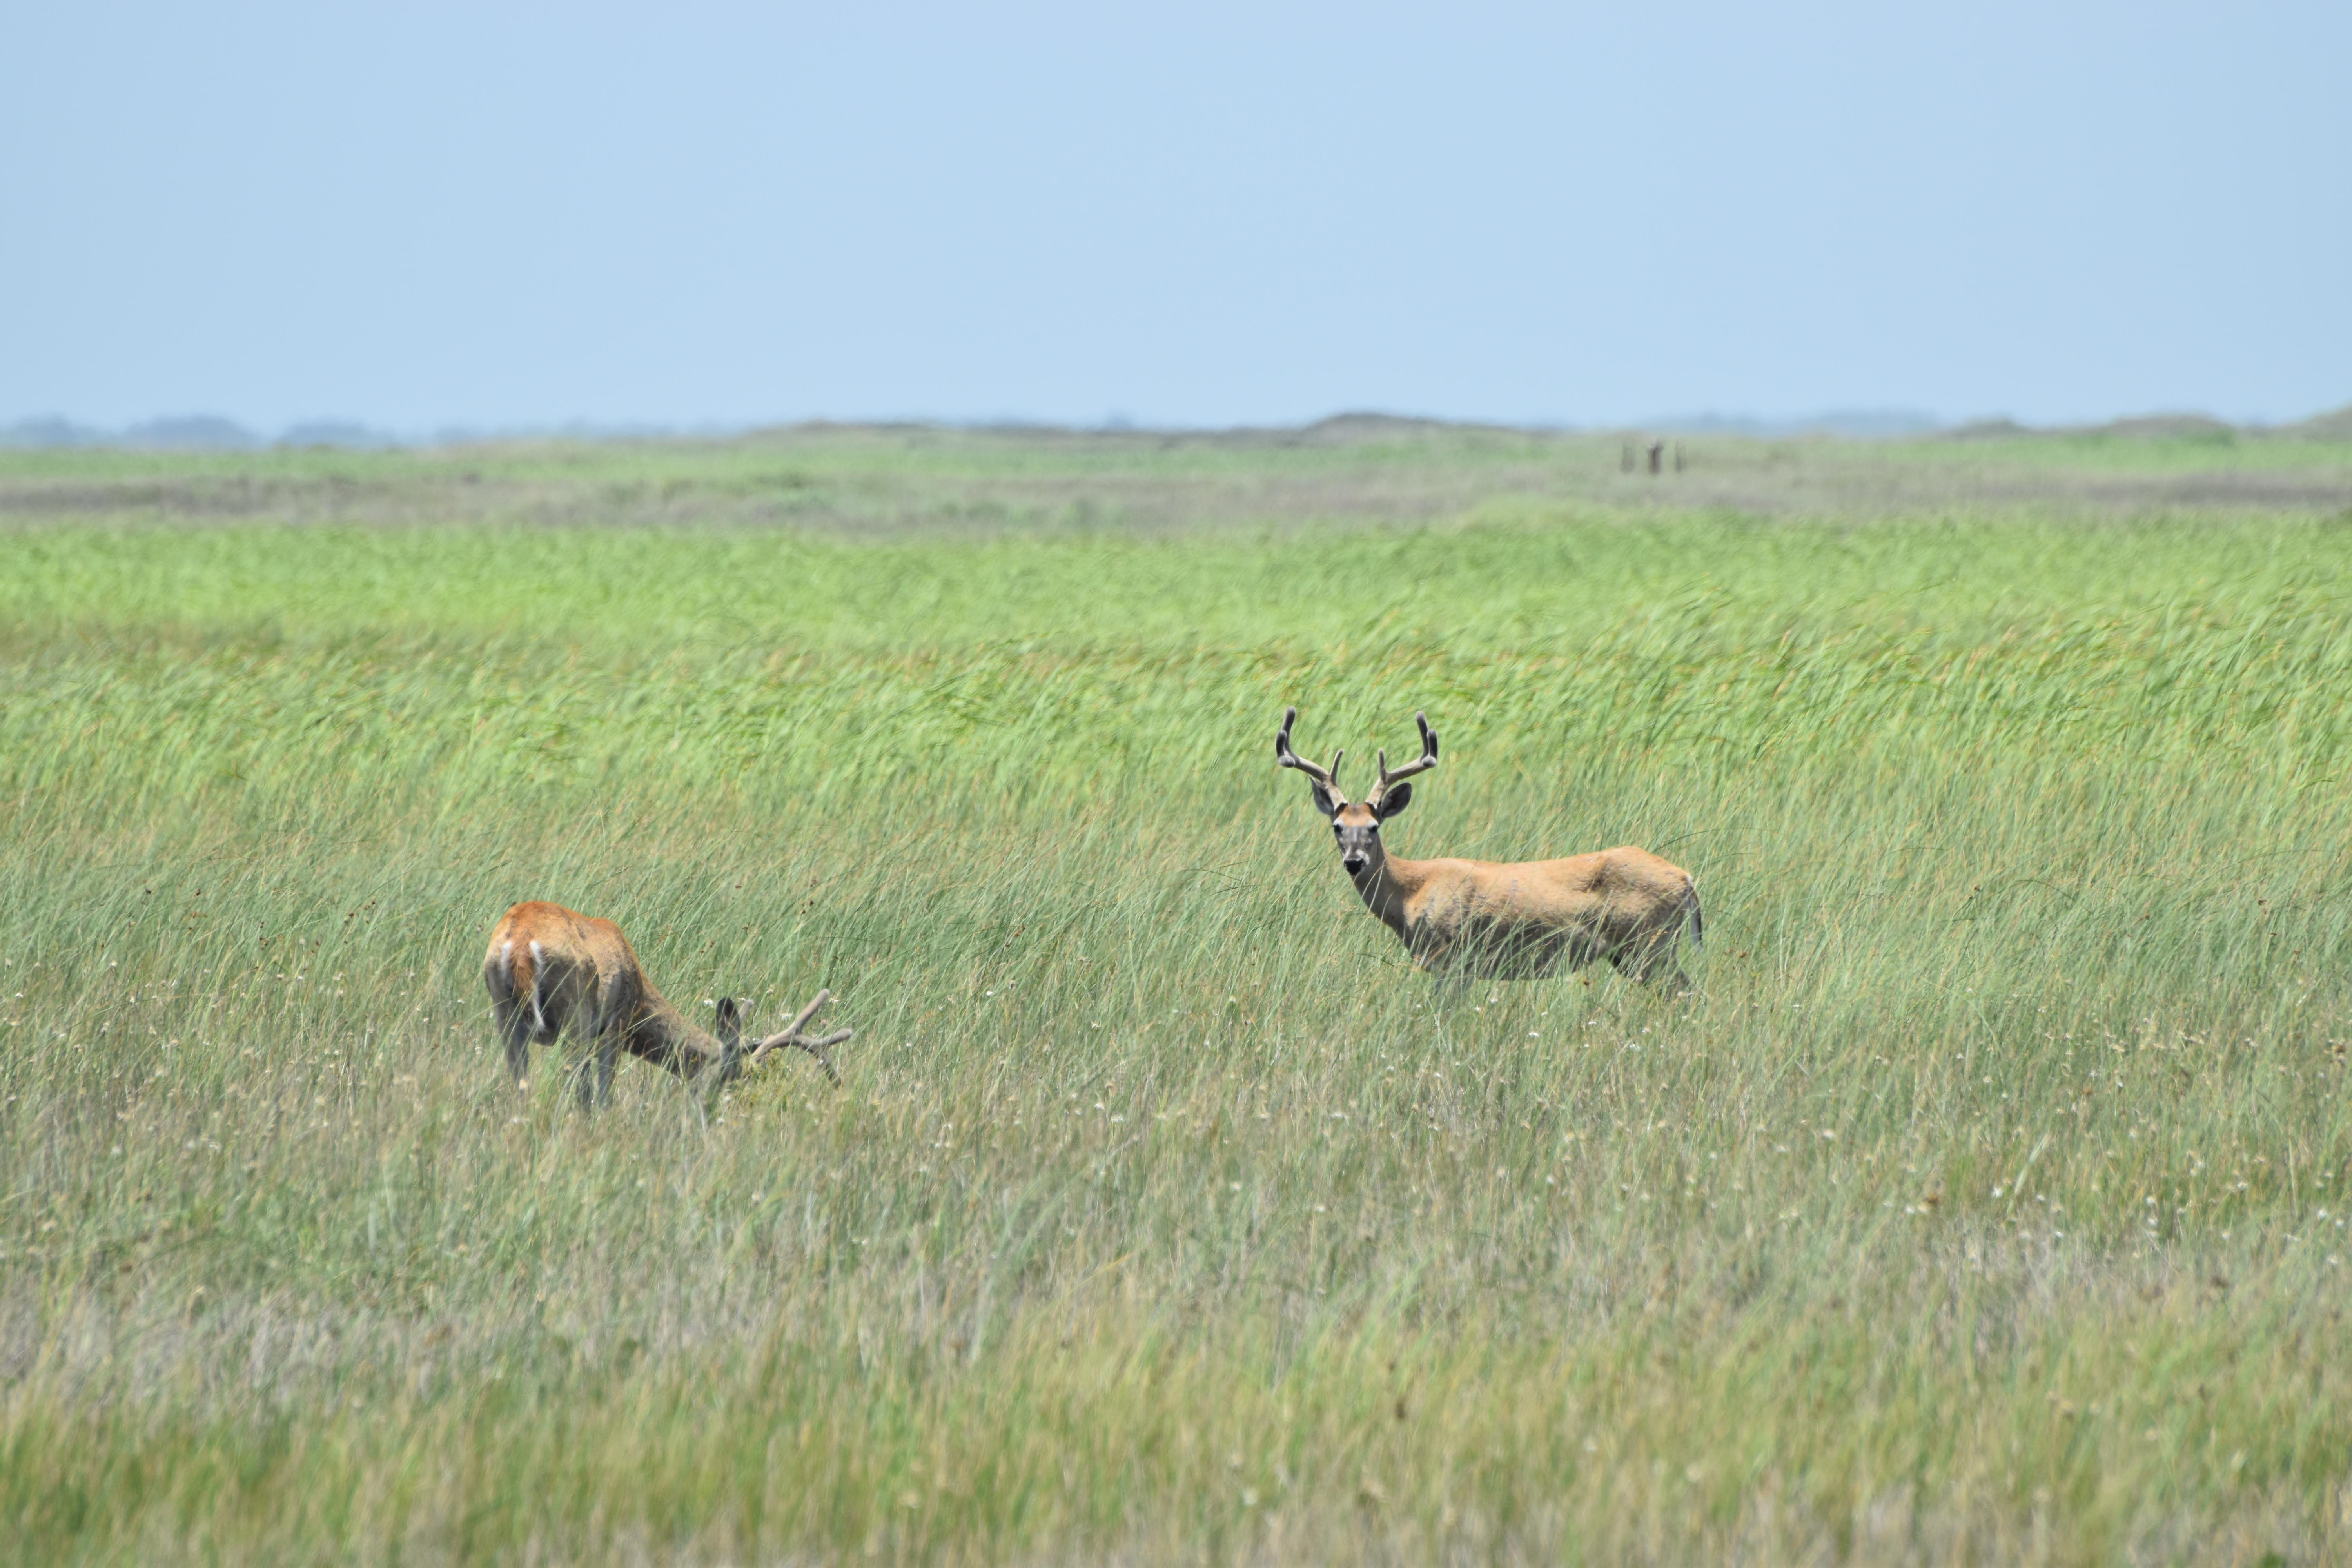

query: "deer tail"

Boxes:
[1684, 882, 1704, 949]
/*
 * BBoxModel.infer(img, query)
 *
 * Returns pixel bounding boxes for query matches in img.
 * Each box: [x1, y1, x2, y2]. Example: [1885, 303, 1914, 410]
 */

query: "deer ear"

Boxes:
[1375, 782, 1412, 819]
[715, 997, 742, 1040]
[1308, 779, 1339, 817]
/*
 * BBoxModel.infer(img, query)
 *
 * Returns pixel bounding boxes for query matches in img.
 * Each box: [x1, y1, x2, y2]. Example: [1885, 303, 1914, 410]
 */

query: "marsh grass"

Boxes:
[3, 437, 2351, 1563]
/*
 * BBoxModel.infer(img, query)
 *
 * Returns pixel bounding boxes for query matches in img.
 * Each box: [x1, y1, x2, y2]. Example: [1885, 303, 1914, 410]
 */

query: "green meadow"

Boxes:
[4, 427, 2351, 1564]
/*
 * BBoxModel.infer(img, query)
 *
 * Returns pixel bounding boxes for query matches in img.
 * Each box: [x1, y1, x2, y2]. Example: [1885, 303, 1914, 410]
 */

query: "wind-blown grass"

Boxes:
[3, 439, 2350, 1564]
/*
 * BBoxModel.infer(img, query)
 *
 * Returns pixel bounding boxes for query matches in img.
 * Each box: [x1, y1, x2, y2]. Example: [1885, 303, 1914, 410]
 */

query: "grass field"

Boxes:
[4, 427, 2352, 1564]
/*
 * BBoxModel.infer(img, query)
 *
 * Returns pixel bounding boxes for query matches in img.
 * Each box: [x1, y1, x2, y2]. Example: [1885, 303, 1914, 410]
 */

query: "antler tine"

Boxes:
[1370, 710, 1440, 802]
[779, 988, 833, 1040]
[748, 989, 830, 1054]
[745, 989, 850, 1086]
[790, 1027, 849, 1085]
[1274, 705, 1345, 794]
[748, 1027, 851, 1083]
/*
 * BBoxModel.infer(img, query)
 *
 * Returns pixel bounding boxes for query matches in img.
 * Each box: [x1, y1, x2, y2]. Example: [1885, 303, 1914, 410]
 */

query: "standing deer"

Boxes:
[482, 901, 850, 1109]
[1274, 708, 1703, 988]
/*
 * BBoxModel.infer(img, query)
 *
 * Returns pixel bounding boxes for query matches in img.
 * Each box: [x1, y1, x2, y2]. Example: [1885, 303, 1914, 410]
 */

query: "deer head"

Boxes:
[711, 990, 850, 1088]
[1274, 706, 1439, 881]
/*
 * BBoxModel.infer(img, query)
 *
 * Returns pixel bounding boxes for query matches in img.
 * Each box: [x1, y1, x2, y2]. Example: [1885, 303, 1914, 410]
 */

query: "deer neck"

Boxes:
[629, 989, 731, 1079]
[1350, 846, 1423, 935]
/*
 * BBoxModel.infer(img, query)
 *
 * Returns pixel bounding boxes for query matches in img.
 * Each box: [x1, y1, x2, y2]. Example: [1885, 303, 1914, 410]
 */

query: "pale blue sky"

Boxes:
[5, 2, 2346, 432]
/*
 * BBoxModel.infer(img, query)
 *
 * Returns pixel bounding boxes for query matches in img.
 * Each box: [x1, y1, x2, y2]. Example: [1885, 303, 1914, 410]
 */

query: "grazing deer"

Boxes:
[1274, 708, 1703, 988]
[482, 901, 850, 1109]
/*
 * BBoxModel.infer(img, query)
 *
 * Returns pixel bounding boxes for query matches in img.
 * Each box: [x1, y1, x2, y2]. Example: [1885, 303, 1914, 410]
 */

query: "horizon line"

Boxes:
[4, 401, 2348, 452]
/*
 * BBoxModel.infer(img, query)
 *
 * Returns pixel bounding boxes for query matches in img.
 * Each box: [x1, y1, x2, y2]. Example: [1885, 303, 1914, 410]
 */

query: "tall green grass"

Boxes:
[3, 484, 2350, 1563]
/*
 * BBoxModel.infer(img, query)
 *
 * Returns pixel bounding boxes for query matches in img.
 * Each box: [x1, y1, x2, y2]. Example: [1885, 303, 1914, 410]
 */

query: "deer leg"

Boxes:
[1631, 953, 1694, 995]
[594, 1032, 619, 1108]
[492, 996, 534, 1094]
[1500, 927, 1569, 978]
[567, 1012, 604, 1112]
[1417, 944, 1479, 1016]
[486, 953, 541, 1096]
[575, 1024, 619, 1112]
[1610, 937, 1692, 995]
[568, 1039, 594, 1111]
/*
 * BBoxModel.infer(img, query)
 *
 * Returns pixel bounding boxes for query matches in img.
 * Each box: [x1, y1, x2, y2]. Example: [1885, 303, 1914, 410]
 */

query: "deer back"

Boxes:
[1390, 845, 1695, 948]
[485, 902, 662, 1042]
